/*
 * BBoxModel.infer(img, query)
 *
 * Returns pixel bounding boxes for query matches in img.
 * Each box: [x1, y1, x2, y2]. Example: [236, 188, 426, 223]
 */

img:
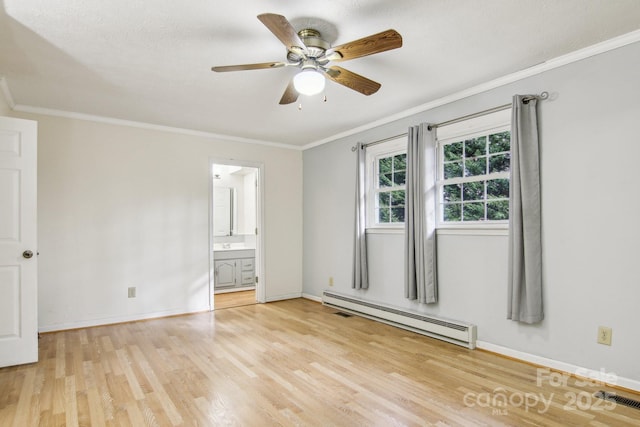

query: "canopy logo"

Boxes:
[462, 367, 618, 416]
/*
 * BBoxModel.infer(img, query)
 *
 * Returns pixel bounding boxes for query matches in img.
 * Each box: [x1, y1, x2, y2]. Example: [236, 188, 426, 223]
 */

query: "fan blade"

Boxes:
[257, 13, 308, 55]
[325, 29, 402, 62]
[324, 66, 381, 96]
[279, 79, 299, 105]
[211, 62, 286, 72]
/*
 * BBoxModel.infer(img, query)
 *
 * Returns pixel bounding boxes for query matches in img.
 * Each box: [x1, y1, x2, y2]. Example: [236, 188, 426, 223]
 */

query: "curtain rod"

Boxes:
[350, 91, 548, 151]
[427, 91, 548, 131]
[350, 132, 407, 152]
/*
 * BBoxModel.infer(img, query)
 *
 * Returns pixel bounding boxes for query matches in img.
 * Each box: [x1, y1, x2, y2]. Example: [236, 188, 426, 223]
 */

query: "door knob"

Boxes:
[22, 250, 33, 259]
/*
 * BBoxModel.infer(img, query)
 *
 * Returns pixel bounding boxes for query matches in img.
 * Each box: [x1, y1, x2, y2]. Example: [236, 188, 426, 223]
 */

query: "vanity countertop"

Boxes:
[213, 243, 255, 252]
[214, 247, 255, 261]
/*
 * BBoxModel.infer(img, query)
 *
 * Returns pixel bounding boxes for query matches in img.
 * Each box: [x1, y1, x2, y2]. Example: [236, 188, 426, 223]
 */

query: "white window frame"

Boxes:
[436, 109, 511, 229]
[365, 136, 407, 230]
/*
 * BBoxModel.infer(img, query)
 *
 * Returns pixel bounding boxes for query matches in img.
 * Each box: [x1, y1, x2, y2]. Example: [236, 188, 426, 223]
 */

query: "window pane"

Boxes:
[438, 113, 509, 225]
[465, 157, 487, 177]
[487, 178, 509, 199]
[444, 142, 463, 161]
[489, 131, 510, 153]
[393, 171, 406, 186]
[366, 139, 407, 227]
[378, 208, 390, 223]
[379, 173, 392, 188]
[463, 181, 484, 201]
[391, 207, 405, 223]
[463, 202, 485, 221]
[379, 157, 392, 174]
[443, 203, 461, 221]
[443, 184, 461, 202]
[465, 136, 486, 157]
[487, 200, 509, 220]
[444, 161, 463, 179]
[393, 154, 406, 171]
[489, 153, 510, 173]
[390, 190, 405, 207]
[378, 192, 390, 207]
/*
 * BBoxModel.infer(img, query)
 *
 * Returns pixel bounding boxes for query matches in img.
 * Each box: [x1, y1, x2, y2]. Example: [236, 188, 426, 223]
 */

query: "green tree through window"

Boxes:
[440, 130, 511, 223]
[376, 153, 406, 224]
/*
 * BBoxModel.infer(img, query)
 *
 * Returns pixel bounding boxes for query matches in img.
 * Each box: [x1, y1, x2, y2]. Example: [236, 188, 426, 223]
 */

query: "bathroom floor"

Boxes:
[214, 290, 256, 309]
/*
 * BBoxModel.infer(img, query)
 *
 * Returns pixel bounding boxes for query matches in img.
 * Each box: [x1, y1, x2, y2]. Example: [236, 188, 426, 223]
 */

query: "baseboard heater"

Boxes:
[322, 291, 477, 349]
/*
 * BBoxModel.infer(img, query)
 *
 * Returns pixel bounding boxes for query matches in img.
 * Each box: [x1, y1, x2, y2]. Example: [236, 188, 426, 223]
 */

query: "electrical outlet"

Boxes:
[128, 286, 136, 298]
[329, 276, 334, 286]
[597, 326, 612, 346]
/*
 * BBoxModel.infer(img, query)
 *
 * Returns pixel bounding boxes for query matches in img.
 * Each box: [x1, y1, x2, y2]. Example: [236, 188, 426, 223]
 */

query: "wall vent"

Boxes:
[322, 291, 477, 349]
[594, 391, 640, 410]
[334, 312, 352, 317]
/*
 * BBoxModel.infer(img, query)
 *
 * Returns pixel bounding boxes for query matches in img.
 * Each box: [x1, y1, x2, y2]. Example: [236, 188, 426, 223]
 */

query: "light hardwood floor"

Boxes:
[214, 290, 256, 310]
[1, 298, 638, 426]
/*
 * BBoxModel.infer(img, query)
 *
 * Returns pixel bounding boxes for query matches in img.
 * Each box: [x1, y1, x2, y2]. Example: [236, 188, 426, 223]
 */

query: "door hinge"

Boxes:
[255, 228, 258, 235]
[255, 276, 258, 284]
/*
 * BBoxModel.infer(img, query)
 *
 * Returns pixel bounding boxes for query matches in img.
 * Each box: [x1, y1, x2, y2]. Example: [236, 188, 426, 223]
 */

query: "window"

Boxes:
[436, 109, 511, 225]
[365, 137, 406, 228]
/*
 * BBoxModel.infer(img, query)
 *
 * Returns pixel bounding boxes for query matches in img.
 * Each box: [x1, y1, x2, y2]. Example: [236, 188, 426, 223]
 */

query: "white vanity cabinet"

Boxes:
[214, 249, 255, 291]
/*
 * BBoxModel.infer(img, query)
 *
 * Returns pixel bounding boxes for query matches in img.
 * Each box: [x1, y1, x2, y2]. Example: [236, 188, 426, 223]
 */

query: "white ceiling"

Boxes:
[1, 1, 639, 148]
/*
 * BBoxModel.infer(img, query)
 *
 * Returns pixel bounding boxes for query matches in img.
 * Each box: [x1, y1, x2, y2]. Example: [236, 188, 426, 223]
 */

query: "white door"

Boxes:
[0, 116, 38, 367]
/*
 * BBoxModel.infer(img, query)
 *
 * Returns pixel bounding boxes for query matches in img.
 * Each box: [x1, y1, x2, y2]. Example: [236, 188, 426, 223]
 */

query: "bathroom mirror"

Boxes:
[213, 187, 237, 236]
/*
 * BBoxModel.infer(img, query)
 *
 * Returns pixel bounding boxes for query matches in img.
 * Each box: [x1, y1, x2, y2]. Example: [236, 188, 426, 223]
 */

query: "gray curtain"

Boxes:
[405, 124, 438, 303]
[353, 142, 368, 289]
[508, 95, 543, 323]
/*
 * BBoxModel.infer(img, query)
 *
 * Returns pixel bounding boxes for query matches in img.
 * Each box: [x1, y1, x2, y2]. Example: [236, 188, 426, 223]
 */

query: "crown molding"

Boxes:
[3, 29, 639, 152]
[4, 77, 299, 149]
[302, 29, 640, 151]
[11, 104, 303, 150]
[2, 77, 299, 149]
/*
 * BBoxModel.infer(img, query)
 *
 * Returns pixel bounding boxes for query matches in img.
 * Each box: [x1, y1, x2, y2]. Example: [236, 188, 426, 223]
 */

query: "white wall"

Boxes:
[0, 91, 10, 115]
[303, 41, 640, 385]
[8, 112, 303, 330]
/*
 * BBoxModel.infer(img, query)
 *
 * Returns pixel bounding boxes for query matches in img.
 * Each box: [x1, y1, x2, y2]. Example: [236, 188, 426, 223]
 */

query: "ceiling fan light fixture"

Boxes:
[293, 68, 325, 96]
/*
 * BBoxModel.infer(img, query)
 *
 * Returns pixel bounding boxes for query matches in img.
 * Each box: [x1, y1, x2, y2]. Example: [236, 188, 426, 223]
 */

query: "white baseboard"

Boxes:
[264, 292, 302, 302]
[38, 305, 210, 333]
[477, 341, 640, 393]
[302, 293, 322, 303]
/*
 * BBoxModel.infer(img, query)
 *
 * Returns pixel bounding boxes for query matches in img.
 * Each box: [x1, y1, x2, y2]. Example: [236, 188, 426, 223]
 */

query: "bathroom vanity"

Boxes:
[213, 248, 255, 292]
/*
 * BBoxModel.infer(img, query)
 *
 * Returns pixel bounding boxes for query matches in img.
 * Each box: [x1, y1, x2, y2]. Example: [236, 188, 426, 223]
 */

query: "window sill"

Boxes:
[437, 227, 508, 236]
[366, 228, 404, 235]
[365, 227, 508, 236]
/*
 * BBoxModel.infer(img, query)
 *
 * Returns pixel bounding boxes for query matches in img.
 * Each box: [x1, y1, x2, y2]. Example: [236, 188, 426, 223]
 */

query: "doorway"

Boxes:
[209, 160, 264, 310]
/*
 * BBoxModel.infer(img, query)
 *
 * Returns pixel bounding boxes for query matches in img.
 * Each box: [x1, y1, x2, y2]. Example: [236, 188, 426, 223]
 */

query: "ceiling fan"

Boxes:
[211, 13, 403, 105]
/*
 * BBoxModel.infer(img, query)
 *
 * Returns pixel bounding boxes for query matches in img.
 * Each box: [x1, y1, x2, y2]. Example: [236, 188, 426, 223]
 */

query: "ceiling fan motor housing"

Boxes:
[287, 29, 330, 61]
